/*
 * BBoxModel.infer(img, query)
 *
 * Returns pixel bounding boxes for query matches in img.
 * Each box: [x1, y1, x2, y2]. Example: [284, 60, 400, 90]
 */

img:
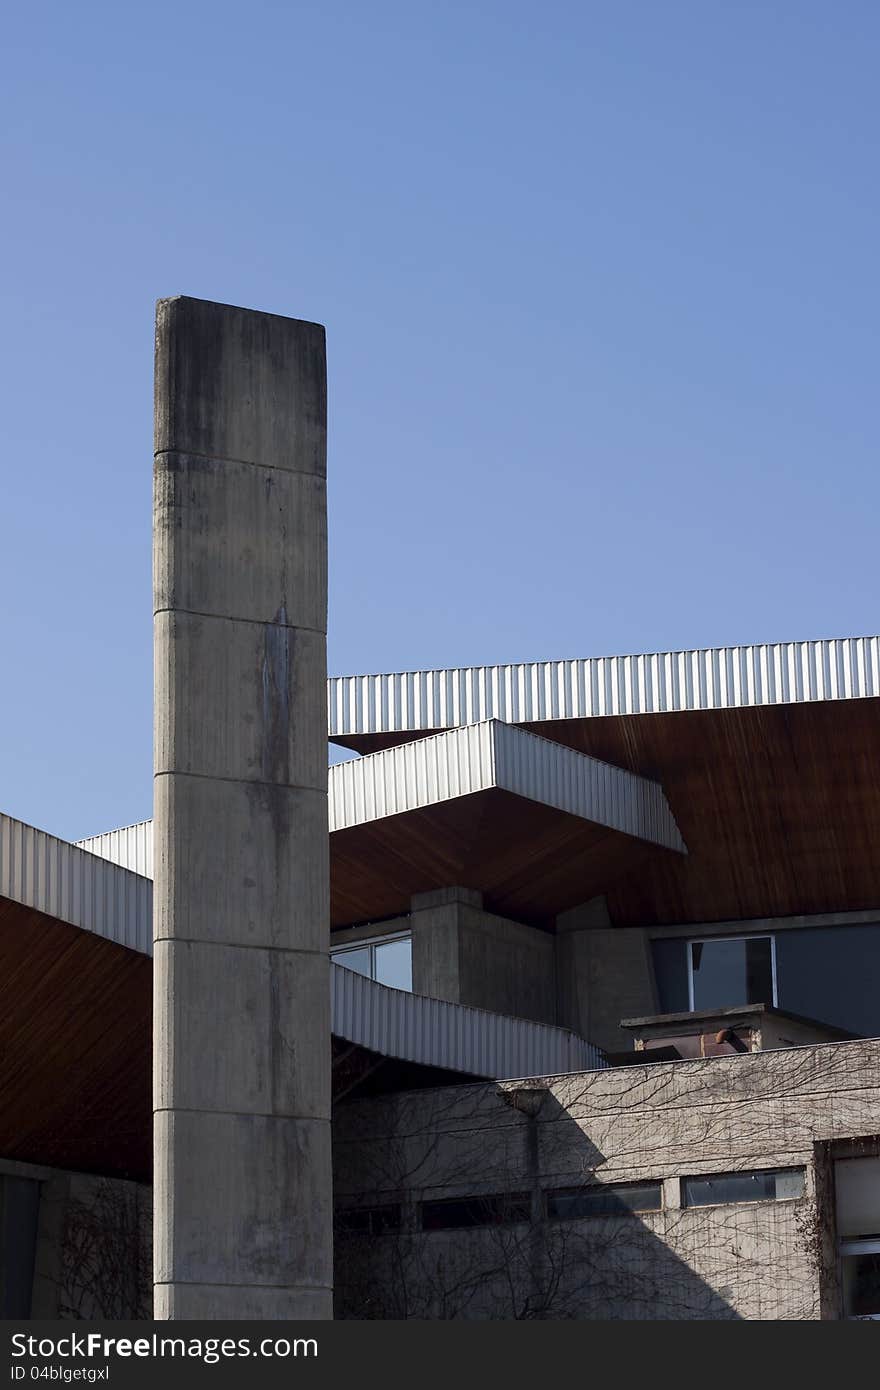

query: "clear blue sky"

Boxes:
[1, 1, 877, 841]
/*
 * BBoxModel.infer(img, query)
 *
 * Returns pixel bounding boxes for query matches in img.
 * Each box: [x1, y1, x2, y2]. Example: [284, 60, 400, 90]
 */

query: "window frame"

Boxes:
[330, 929, 413, 991]
[686, 932, 778, 1011]
[334, 1203, 403, 1237]
[840, 1238, 880, 1320]
[680, 1166, 804, 1209]
[841, 1237, 880, 1256]
[420, 1192, 532, 1232]
[546, 1181, 663, 1221]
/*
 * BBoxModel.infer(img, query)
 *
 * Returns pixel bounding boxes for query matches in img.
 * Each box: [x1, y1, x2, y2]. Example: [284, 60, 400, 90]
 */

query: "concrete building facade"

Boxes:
[334, 1042, 880, 1319]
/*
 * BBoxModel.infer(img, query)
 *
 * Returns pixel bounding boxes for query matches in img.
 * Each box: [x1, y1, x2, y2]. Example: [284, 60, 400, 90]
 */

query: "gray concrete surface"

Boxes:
[410, 888, 557, 1025]
[152, 297, 331, 1320]
[555, 899, 657, 1052]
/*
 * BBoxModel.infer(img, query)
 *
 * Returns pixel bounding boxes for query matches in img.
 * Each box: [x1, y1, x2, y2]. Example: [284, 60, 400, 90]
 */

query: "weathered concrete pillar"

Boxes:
[152, 297, 331, 1320]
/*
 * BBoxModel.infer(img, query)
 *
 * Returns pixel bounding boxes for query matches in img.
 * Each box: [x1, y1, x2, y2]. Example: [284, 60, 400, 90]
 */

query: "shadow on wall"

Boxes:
[21, 1173, 152, 1320]
[332, 1087, 742, 1320]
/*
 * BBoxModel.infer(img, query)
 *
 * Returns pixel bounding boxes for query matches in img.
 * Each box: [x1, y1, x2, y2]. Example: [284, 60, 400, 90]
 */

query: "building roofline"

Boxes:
[328, 631, 880, 685]
[0, 811, 152, 954]
[328, 634, 880, 740]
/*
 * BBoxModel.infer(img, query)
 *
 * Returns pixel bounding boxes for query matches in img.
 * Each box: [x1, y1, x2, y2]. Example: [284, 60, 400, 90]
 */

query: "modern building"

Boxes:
[3, 632, 880, 1319]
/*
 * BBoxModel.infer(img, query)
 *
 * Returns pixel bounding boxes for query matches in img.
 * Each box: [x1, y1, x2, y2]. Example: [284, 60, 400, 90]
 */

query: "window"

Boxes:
[835, 1155, 880, 1318]
[335, 1204, 402, 1236]
[333, 945, 371, 978]
[652, 938, 689, 1013]
[421, 1193, 531, 1231]
[547, 1183, 662, 1220]
[0, 1177, 40, 1318]
[841, 1240, 880, 1318]
[682, 1167, 804, 1207]
[654, 921, 880, 1035]
[774, 924, 880, 1037]
[331, 932, 412, 992]
[688, 935, 776, 1011]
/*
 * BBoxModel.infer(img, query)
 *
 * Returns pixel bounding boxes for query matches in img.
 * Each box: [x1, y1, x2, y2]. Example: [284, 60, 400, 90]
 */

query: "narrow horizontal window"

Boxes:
[682, 1167, 804, 1207]
[335, 1204, 402, 1235]
[547, 1183, 662, 1219]
[330, 933, 413, 992]
[421, 1193, 531, 1231]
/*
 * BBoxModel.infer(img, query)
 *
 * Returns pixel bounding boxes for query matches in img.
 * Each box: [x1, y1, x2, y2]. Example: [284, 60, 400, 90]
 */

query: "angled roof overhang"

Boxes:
[329, 719, 685, 926]
[0, 810, 608, 1180]
[328, 636, 880, 926]
[0, 814, 151, 1179]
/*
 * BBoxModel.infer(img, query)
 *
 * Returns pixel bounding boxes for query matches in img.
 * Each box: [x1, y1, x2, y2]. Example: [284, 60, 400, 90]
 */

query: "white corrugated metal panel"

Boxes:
[76, 820, 154, 878]
[329, 722, 496, 831]
[329, 720, 685, 851]
[0, 813, 152, 954]
[331, 963, 605, 1079]
[328, 634, 880, 737]
[492, 721, 685, 852]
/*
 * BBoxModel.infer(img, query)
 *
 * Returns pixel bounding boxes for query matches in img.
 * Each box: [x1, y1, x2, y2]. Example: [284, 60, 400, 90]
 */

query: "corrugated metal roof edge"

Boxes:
[0, 812, 152, 954]
[328, 631, 880, 686]
[328, 634, 880, 735]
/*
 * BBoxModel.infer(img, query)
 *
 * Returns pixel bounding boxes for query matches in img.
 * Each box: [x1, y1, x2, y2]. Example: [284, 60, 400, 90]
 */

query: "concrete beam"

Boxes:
[153, 297, 331, 1320]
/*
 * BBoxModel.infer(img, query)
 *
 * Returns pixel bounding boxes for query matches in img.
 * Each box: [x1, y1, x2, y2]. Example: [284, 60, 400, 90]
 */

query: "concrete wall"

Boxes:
[332, 1038, 880, 1319]
[0, 1159, 151, 1320]
[37, 1174, 151, 1320]
[408, 888, 658, 1048]
[410, 889, 557, 1025]
[554, 900, 656, 1053]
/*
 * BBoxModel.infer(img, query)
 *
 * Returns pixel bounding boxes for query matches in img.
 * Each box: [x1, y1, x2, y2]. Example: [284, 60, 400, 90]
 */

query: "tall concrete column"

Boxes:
[152, 297, 332, 1320]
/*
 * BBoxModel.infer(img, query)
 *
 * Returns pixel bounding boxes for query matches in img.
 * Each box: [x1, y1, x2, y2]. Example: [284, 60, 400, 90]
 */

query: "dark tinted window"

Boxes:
[0, 1177, 40, 1317]
[682, 1168, 804, 1207]
[843, 1252, 880, 1318]
[651, 938, 689, 1013]
[421, 1194, 530, 1231]
[690, 936, 773, 1010]
[654, 924, 880, 1036]
[776, 924, 880, 1037]
[335, 1204, 402, 1235]
[547, 1183, 661, 1219]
